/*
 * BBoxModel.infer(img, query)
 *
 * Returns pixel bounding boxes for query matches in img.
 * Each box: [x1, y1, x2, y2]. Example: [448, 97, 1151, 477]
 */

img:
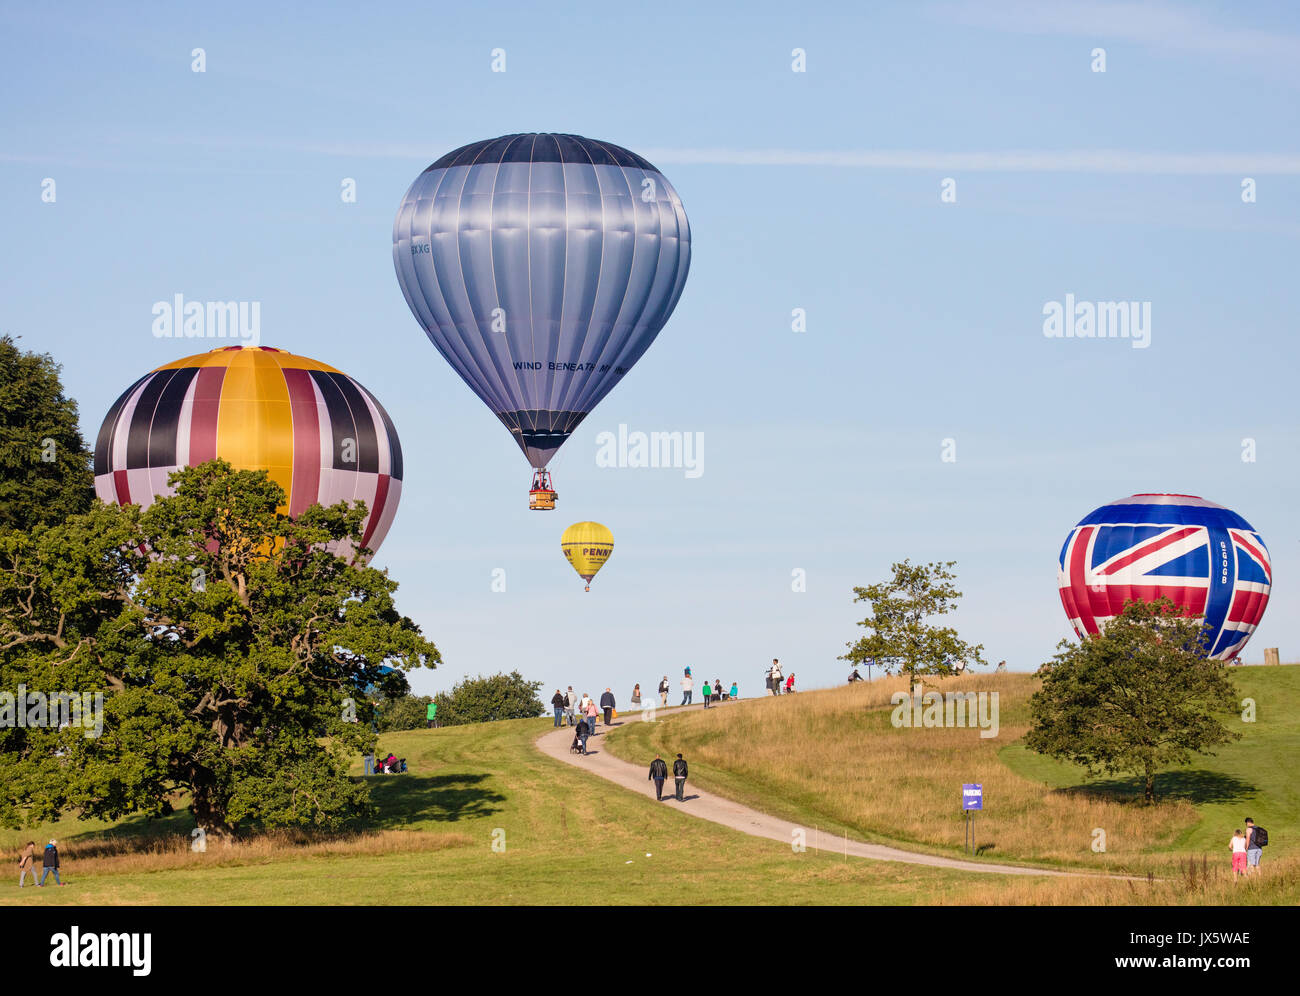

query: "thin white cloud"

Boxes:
[641, 147, 1300, 174]
[932, 0, 1300, 64]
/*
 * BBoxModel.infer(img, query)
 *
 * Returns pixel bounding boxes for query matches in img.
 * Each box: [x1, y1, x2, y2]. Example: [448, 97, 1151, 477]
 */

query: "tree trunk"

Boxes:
[1144, 764, 1155, 804]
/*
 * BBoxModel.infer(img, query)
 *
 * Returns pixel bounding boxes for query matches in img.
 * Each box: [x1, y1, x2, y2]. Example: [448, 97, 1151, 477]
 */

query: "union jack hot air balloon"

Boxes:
[93, 345, 402, 556]
[1058, 494, 1271, 661]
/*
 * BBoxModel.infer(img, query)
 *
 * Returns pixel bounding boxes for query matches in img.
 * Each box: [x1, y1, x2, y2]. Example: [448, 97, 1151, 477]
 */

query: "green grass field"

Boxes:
[5, 667, 1295, 905]
[0, 717, 1015, 905]
[999, 665, 1300, 855]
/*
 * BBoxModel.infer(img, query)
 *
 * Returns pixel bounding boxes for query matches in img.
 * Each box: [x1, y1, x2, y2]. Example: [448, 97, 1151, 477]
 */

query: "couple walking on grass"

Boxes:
[1229, 817, 1269, 879]
[648, 753, 689, 802]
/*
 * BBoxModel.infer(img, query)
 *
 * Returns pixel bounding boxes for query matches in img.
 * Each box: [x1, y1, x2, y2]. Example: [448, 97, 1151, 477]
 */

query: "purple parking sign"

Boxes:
[962, 783, 983, 811]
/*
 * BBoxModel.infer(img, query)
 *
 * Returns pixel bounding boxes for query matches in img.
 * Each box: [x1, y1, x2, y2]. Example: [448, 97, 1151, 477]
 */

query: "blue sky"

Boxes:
[3, 1, 1298, 700]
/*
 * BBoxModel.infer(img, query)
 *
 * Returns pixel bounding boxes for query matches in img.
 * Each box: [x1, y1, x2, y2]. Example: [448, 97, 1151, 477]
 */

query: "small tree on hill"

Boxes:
[1025, 598, 1240, 803]
[841, 559, 986, 680]
[432, 672, 544, 726]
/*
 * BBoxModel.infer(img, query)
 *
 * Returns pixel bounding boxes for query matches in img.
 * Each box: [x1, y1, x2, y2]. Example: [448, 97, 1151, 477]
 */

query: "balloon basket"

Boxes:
[529, 469, 557, 510]
[529, 489, 558, 511]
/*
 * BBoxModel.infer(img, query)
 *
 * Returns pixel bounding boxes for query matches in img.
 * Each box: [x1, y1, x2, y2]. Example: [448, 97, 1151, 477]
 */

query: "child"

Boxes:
[1230, 829, 1248, 878]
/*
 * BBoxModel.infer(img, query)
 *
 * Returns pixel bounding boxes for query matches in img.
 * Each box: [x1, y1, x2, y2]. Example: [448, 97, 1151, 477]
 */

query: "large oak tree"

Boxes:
[0, 460, 438, 838]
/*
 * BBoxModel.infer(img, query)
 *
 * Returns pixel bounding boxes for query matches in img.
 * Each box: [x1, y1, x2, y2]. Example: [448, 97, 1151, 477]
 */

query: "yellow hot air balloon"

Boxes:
[561, 521, 614, 592]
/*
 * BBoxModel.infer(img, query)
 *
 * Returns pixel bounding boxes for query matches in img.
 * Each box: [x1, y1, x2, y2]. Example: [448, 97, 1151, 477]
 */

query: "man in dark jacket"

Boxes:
[672, 754, 688, 801]
[600, 688, 616, 726]
[648, 755, 669, 800]
[575, 718, 590, 754]
[40, 840, 63, 886]
[551, 690, 567, 727]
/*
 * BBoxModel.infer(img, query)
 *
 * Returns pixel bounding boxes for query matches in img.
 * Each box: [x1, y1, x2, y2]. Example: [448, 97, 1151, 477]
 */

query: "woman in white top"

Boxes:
[1230, 829, 1248, 877]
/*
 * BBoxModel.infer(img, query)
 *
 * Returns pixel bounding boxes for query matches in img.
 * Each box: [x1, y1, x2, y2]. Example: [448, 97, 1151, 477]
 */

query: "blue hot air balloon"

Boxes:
[392, 133, 691, 508]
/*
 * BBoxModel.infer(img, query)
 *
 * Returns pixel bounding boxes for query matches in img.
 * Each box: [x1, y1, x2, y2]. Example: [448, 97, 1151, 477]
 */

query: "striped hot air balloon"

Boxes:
[93, 345, 403, 556]
[1058, 494, 1271, 661]
[561, 521, 614, 592]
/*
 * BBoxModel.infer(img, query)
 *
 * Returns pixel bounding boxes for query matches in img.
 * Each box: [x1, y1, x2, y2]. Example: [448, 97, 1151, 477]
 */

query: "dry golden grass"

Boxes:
[945, 853, 1300, 905]
[34, 828, 473, 878]
[649, 675, 1195, 873]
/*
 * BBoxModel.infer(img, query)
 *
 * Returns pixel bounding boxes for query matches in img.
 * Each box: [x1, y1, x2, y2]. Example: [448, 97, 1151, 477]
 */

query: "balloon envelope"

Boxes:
[392, 133, 691, 469]
[561, 521, 614, 585]
[94, 345, 403, 556]
[1058, 494, 1271, 660]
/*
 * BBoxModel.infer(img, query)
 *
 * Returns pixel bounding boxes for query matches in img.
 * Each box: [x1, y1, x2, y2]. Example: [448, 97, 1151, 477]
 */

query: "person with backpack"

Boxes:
[565, 686, 578, 727]
[680, 674, 693, 706]
[39, 840, 63, 886]
[648, 755, 669, 800]
[1245, 817, 1268, 874]
[672, 753, 689, 801]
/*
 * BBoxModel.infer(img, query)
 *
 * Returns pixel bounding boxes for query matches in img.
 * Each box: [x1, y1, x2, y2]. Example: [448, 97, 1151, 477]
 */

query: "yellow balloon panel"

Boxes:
[561, 521, 614, 583]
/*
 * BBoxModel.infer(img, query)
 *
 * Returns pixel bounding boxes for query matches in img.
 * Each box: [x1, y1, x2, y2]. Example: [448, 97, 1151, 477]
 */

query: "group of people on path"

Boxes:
[677, 668, 738, 708]
[550, 687, 619, 754]
[764, 659, 795, 695]
[17, 840, 64, 888]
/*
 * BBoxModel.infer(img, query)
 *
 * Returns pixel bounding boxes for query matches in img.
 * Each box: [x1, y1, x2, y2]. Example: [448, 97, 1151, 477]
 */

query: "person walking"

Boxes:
[631, 683, 642, 708]
[551, 689, 567, 727]
[565, 686, 578, 727]
[575, 716, 590, 755]
[1245, 817, 1266, 874]
[729, 681, 739, 700]
[39, 840, 63, 887]
[771, 659, 783, 694]
[585, 696, 600, 733]
[680, 673, 693, 706]
[648, 754, 668, 800]
[426, 699, 438, 728]
[658, 676, 669, 707]
[672, 754, 689, 801]
[701, 679, 712, 708]
[1230, 829, 1248, 878]
[600, 688, 616, 726]
[18, 841, 37, 888]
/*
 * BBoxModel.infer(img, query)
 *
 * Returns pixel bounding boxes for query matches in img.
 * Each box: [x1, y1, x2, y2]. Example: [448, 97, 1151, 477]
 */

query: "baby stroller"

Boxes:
[569, 735, 585, 755]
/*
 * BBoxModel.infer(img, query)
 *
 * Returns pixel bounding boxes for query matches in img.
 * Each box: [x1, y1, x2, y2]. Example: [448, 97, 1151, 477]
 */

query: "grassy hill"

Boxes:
[604, 666, 1300, 890]
[4, 667, 1295, 905]
[0, 716, 1020, 905]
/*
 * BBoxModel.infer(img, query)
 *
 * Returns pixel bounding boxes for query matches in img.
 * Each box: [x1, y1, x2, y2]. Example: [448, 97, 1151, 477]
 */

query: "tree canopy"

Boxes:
[0, 334, 93, 532]
[0, 459, 439, 838]
[431, 672, 544, 726]
[1024, 598, 1240, 802]
[841, 559, 986, 679]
